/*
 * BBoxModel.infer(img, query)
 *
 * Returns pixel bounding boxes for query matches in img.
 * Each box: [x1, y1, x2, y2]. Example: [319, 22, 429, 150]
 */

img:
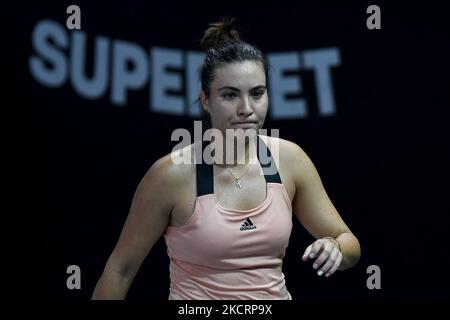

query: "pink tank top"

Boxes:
[164, 137, 293, 299]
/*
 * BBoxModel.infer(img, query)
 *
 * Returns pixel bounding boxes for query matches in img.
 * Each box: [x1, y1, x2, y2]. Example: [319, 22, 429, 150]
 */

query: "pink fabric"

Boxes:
[164, 183, 293, 300]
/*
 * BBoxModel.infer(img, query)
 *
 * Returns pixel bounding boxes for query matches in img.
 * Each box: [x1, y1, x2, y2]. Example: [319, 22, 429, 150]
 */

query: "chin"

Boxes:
[232, 128, 259, 139]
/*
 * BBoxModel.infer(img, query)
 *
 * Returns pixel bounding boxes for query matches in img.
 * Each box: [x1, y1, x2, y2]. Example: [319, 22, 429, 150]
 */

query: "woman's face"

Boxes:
[201, 61, 268, 137]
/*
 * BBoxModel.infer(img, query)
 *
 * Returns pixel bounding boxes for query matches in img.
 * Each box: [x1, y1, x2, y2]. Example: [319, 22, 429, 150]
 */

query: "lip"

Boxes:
[230, 122, 257, 128]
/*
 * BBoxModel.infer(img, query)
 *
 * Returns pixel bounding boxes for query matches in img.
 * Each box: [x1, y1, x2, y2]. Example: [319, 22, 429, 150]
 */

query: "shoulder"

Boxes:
[139, 143, 196, 195]
[259, 134, 313, 184]
[259, 134, 309, 165]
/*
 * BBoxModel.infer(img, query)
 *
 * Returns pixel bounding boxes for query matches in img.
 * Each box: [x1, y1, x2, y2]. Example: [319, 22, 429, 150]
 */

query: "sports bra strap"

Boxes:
[196, 136, 281, 197]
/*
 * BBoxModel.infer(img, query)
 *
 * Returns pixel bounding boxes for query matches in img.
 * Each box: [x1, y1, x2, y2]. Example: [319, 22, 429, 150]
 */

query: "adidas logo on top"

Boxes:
[240, 218, 257, 231]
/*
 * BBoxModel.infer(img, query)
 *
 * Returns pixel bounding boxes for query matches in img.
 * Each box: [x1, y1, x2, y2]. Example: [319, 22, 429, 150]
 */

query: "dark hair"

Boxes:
[200, 18, 268, 96]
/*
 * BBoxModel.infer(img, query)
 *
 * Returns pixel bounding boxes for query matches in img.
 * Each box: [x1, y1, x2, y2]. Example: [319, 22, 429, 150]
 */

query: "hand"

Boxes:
[302, 238, 342, 277]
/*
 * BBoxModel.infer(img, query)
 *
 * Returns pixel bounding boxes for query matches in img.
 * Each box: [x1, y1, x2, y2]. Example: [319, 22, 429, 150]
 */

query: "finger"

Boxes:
[317, 247, 339, 276]
[312, 242, 333, 271]
[302, 245, 314, 261]
[308, 240, 325, 260]
[325, 252, 343, 277]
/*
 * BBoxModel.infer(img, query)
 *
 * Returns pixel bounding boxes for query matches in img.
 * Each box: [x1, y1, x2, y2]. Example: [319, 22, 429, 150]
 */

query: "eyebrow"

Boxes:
[218, 85, 266, 92]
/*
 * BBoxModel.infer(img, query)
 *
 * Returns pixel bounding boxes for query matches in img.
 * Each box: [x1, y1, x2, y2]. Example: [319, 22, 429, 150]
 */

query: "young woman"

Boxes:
[92, 18, 360, 300]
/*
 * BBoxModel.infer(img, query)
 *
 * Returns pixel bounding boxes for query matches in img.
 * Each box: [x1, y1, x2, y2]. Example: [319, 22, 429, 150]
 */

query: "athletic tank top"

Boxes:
[164, 136, 293, 299]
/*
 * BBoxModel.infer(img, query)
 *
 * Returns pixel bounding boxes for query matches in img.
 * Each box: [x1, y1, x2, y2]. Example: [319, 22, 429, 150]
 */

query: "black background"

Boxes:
[13, 0, 450, 300]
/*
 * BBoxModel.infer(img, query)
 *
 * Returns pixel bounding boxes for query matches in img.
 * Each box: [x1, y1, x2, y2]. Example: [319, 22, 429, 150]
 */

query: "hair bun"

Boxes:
[200, 17, 241, 52]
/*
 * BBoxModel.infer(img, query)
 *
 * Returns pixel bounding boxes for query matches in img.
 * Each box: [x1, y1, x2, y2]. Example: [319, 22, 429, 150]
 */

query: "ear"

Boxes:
[200, 90, 209, 113]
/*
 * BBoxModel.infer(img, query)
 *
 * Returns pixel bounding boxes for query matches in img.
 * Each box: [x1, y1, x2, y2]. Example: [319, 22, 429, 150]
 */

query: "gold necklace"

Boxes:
[225, 164, 251, 189]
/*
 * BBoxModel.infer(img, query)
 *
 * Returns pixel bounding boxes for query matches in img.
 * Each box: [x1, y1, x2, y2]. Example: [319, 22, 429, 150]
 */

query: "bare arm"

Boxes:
[287, 142, 361, 276]
[92, 155, 179, 299]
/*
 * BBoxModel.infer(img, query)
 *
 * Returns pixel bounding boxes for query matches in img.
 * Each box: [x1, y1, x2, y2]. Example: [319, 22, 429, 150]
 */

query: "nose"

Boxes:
[238, 96, 253, 117]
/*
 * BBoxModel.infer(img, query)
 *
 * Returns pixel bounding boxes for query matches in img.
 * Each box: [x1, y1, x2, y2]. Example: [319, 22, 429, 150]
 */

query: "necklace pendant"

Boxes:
[235, 179, 242, 189]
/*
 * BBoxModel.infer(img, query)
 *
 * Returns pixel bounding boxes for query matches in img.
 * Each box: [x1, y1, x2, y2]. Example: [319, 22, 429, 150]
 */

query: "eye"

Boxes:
[223, 92, 237, 100]
[251, 90, 265, 99]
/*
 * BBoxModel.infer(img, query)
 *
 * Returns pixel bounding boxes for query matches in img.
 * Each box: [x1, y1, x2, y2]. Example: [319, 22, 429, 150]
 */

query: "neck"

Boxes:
[213, 136, 258, 168]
